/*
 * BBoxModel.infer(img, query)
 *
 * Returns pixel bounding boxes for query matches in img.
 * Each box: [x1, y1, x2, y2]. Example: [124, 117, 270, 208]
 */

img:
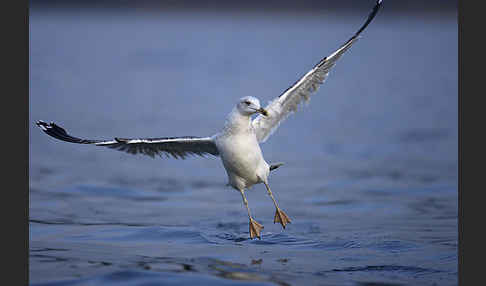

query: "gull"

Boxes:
[36, 0, 383, 239]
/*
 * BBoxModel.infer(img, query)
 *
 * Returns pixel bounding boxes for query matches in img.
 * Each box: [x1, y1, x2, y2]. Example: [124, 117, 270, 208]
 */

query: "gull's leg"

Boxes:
[263, 181, 291, 229]
[239, 189, 263, 239]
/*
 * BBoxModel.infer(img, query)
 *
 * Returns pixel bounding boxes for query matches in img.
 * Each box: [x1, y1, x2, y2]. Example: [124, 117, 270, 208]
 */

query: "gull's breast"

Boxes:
[215, 132, 268, 189]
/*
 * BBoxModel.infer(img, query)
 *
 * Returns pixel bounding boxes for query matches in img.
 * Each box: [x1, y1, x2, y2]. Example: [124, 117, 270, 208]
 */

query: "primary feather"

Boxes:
[36, 120, 219, 159]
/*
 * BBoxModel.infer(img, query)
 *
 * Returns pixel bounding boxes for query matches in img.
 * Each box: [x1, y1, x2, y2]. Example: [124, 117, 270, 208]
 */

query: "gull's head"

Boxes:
[236, 96, 268, 117]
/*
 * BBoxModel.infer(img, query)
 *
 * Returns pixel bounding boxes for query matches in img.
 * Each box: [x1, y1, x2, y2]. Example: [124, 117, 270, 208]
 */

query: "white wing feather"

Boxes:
[252, 0, 382, 143]
[252, 37, 358, 143]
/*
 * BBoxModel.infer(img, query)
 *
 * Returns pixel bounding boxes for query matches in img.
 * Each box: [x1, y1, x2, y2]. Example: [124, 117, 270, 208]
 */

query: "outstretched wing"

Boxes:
[36, 120, 219, 159]
[252, 0, 383, 143]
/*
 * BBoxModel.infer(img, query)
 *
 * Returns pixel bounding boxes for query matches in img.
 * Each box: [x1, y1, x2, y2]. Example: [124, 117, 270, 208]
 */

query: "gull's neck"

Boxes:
[222, 107, 253, 136]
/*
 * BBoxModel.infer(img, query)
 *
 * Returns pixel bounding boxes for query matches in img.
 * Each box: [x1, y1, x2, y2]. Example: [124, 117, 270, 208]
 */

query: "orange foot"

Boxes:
[274, 208, 292, 229]
[249, 218, 264, 239]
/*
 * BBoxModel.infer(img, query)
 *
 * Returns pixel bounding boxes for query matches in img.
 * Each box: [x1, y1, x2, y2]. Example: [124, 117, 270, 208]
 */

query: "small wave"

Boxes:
[368, 240, 418, 253]
[318, 265, 443, 276]
[29, 219, 150, 227]
[210, 232, 248, 243]
[248, 233, 317, 247]
[312, 239, 362, 250]
[98, 226, 215, 244]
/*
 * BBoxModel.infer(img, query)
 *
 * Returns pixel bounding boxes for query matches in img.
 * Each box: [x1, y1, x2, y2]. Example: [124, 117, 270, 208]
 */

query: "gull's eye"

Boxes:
[244, 101, 251, 105]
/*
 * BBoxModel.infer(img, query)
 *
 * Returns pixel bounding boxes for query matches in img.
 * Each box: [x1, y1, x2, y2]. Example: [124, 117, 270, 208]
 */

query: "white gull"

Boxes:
[36, 0, 383, 239]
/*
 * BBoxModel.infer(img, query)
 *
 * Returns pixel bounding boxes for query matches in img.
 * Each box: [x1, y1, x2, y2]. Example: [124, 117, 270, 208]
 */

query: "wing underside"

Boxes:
[36, 120, 219, 159]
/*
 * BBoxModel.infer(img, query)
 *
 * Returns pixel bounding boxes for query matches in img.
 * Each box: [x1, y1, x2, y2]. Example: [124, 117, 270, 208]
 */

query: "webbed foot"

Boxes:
[249, 218, 264, 239]
[274, 208, 291, 229]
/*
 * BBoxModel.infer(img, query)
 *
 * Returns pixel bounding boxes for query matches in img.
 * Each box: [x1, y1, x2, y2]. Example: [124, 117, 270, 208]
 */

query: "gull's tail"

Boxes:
[270, 162, 284, 172]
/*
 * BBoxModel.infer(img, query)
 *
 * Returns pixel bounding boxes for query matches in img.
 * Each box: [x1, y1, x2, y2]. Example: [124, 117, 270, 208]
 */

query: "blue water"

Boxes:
[29, 6, 457, 286]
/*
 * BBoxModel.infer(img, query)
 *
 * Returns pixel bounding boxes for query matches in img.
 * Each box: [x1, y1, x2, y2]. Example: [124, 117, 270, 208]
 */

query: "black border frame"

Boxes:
[7, 0, 29, 284]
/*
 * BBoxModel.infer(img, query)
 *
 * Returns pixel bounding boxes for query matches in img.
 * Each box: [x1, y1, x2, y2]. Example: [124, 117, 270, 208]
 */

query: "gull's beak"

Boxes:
[258, 108, 269, 116]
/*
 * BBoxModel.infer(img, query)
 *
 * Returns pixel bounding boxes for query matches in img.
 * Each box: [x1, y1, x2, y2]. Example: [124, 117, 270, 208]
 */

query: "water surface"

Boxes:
[30, 7, 457, 286]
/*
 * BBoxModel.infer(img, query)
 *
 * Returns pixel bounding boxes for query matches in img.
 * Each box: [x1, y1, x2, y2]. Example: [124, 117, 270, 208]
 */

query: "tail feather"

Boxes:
[270, 162, 284, 171]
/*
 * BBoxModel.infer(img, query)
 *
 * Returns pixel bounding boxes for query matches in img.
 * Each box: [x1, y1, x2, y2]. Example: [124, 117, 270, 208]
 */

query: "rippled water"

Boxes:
[29, 6, 457, 286]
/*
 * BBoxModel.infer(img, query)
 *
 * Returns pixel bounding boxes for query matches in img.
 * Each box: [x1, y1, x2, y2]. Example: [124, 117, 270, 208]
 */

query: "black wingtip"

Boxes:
[36, 120, 50, 131]
[354, 0, 383, 38]
[36, 120, 100, 144]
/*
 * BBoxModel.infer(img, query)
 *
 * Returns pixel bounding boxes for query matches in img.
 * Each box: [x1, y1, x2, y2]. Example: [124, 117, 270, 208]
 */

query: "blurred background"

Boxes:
[31, 0, 457, 13]
[29, 1, 457, 285]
